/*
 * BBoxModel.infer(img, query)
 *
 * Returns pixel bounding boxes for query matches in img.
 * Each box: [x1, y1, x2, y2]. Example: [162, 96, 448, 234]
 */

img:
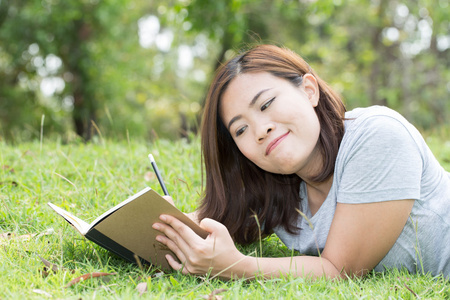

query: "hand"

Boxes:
[152, 215, 246, 278]
[162, 195, 175, 206]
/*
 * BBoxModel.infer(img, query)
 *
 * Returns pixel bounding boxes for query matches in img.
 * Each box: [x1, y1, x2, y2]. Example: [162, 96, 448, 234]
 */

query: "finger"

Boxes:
[165, 254, 189, 275]
[199, 218, 227, 234]
[199, 218, 234, 244]
[162, 195, 175, 206]
[153, 223, 190, 260]
[160, 214, 208, 248]
[155, 233, 187, 263]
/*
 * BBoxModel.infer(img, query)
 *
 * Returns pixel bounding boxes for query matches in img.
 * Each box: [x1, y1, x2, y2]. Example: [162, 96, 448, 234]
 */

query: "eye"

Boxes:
[261, 97, 275, 111]
[235, 125, 247, 137]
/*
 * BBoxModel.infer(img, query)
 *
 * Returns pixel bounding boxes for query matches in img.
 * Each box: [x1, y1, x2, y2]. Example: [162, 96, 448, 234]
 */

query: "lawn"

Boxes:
[0, 130, 449, 299]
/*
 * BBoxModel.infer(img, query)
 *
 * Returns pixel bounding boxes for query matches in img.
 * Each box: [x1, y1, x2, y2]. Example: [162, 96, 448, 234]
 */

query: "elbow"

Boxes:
[320, 255, 371, 280]
[320, 256, 344, 279]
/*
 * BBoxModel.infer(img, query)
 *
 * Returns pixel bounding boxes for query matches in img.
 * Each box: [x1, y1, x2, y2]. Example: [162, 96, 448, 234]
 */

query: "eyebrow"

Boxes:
[226, 88, 272, 131]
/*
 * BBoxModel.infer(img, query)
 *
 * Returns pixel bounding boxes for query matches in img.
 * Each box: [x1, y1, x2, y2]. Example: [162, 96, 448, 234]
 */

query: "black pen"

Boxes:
[148, 154, 170, 196]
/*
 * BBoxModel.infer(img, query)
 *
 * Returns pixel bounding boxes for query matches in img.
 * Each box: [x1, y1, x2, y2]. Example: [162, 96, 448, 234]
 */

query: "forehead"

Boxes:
[222, 72, 277, 100]
[220, 72, 286, 111]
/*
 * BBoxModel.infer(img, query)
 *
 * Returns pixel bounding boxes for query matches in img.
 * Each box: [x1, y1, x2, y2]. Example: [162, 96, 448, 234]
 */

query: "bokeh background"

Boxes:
[0, 0, 448, 142]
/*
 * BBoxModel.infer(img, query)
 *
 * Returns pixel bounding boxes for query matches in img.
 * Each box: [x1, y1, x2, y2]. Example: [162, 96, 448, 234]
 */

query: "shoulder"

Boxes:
[345, 105, 410, 132]
[342, 106, 422, 149]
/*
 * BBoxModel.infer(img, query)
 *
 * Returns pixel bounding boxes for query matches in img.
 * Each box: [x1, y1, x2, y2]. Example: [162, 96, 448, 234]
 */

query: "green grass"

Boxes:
[0, 131, 449, 299]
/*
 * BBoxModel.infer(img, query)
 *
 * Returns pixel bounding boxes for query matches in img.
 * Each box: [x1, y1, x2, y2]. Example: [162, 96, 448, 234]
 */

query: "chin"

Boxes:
[268, 165, 298, 175]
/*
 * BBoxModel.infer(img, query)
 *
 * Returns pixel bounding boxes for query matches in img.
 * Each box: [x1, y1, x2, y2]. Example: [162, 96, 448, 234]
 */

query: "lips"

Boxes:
[266, 131, 290, 155]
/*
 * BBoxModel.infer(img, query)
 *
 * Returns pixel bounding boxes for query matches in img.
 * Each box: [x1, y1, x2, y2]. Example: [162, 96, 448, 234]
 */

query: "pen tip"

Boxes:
[148, 154, 155, 163]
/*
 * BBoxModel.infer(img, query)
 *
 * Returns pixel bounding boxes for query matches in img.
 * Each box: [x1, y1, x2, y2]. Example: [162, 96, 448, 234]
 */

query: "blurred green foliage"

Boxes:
[0, 0, 448, 142]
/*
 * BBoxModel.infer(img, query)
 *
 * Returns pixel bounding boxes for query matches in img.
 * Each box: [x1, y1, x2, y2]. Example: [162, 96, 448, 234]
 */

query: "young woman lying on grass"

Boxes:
[152, 44, 450, 280]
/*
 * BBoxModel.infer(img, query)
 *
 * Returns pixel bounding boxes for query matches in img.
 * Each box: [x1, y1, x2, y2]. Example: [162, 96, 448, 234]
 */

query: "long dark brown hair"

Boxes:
[198, 45, 346, 244]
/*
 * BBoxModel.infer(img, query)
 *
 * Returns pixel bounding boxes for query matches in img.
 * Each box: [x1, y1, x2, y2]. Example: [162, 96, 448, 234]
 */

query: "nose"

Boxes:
[257, 122, 274, 142]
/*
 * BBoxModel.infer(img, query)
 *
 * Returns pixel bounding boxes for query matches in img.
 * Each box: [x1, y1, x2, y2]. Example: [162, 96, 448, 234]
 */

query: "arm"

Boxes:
[321, 199, 414, 277]
[152, 198, 414, 279]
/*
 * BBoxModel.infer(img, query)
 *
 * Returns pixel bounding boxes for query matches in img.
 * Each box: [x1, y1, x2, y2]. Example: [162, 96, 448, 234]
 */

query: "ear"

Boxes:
[301, 73, 319, 107]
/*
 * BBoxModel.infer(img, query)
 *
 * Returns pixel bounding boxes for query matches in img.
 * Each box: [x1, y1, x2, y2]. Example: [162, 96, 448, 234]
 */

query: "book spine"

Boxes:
[85, 229, 150, 266]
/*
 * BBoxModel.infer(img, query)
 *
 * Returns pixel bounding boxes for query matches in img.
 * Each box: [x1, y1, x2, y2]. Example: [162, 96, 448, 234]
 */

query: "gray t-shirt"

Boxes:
[273, 106, 450, 278]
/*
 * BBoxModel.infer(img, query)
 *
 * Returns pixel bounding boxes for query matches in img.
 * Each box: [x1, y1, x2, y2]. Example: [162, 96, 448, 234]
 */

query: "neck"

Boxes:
[304, 175, 333, 216]
[304, 175, 333, 195]
[295, 141, 324, 181]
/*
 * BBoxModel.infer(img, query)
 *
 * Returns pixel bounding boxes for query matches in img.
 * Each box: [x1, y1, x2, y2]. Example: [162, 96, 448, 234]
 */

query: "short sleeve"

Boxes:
[336, 115, 423, 204]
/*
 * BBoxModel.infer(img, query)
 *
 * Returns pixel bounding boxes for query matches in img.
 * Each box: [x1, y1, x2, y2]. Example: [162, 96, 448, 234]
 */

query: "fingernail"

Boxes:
[160, 215, 167, 222]
[152, 223, 160, 230]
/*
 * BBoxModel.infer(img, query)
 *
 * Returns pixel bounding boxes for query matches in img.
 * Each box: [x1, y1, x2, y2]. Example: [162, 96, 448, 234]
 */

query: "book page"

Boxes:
[89, 187, 153, 228]
[47, 203, 90, 235]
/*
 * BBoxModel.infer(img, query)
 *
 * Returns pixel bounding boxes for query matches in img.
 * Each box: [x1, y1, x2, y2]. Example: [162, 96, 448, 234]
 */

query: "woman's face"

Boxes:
[220, 72, 322, 178]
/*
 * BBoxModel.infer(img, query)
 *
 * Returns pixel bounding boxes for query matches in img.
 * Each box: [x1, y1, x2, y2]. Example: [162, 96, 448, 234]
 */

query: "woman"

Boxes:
[152, 44, 450, 279]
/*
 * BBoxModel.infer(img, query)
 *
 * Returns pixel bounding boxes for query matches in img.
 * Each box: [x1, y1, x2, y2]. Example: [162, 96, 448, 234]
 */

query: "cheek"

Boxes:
[234, 139, 256, 161]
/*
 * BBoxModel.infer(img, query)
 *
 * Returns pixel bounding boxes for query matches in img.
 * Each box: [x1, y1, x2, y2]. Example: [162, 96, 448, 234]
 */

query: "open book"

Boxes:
[48, 187, 208, 270]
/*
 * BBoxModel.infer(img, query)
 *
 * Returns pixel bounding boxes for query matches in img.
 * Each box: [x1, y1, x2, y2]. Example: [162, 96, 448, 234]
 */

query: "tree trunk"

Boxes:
[70, 20, 96, 141]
